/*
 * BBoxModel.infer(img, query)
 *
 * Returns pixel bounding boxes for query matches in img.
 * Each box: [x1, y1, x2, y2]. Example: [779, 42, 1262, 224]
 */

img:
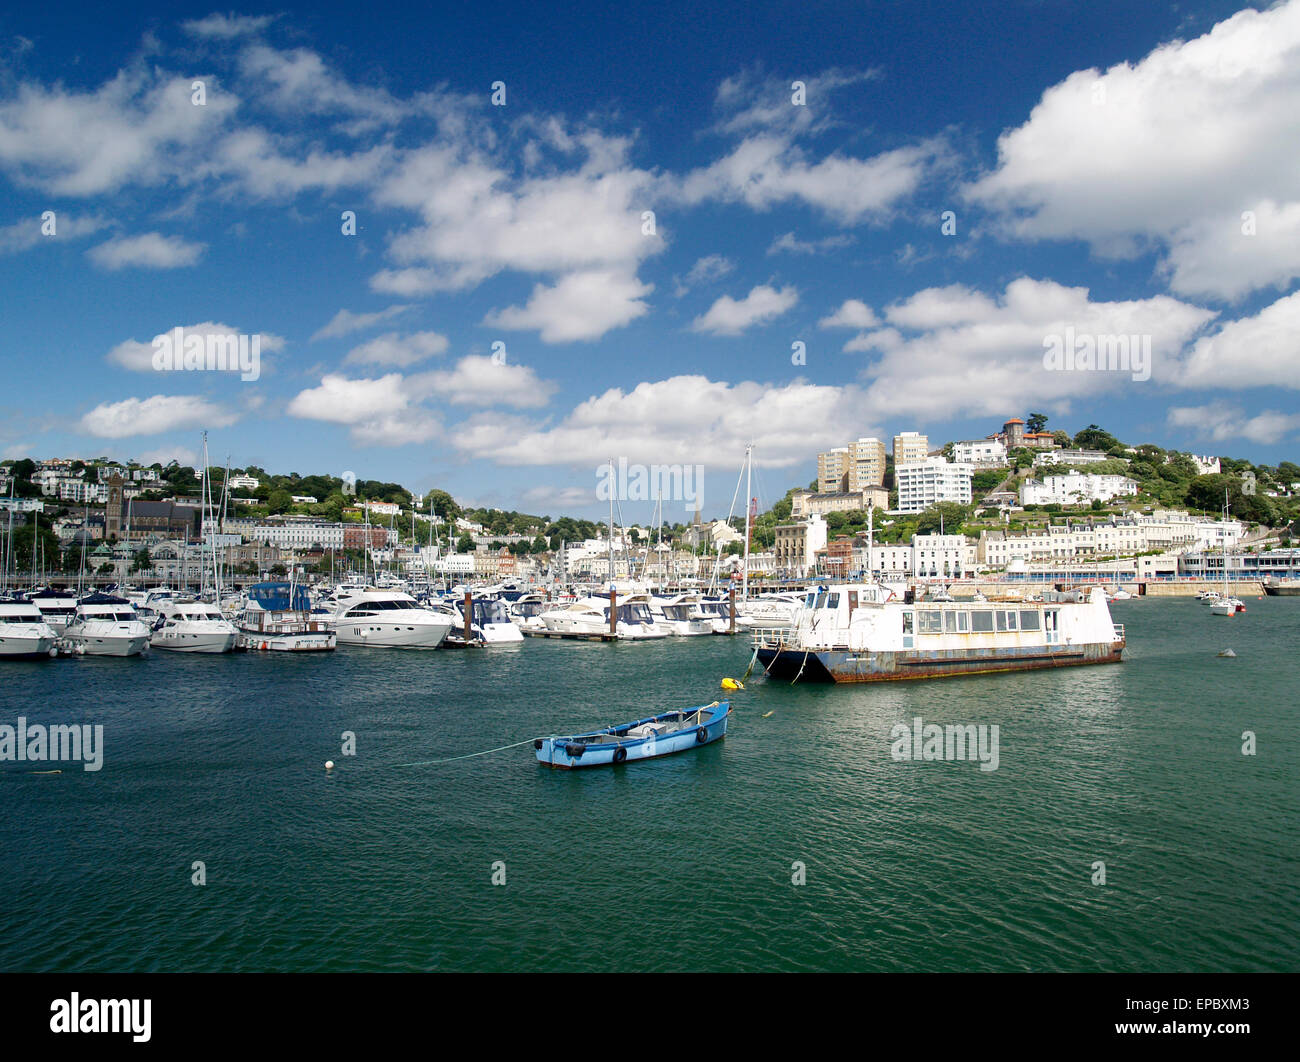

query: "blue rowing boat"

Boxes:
[535, 700, 731, 768]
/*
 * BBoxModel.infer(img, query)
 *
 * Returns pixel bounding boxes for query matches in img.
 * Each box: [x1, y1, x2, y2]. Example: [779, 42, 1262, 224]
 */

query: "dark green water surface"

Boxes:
[1, 598, 1296, 971]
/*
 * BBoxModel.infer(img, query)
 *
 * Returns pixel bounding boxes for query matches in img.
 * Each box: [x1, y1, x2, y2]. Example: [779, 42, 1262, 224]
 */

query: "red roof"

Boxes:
[1004, 418, 1024, 424]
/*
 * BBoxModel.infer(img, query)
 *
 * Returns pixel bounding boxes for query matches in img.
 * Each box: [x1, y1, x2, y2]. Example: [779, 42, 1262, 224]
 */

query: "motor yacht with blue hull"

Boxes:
[536, 701, 731, 768]
[754, 584, 1125, 683]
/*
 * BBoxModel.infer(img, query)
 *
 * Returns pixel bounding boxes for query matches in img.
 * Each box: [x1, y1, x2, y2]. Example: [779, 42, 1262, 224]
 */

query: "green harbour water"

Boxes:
[1, 597, 1297, 972]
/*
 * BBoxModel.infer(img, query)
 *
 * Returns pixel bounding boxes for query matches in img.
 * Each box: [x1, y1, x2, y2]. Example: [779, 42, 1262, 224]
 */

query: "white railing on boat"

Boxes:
[1113, 624, 1125, 642]
[752, 627, 797, 649]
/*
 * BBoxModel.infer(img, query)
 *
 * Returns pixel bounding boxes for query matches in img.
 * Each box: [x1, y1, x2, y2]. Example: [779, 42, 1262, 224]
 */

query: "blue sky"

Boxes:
[1, 0, 1298, 522]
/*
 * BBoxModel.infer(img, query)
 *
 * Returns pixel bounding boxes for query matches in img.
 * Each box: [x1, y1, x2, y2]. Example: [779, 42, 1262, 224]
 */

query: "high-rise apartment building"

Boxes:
[817, 447, 849, 493]
[846, 437, 887, 491]
[892, 432, 930, 464]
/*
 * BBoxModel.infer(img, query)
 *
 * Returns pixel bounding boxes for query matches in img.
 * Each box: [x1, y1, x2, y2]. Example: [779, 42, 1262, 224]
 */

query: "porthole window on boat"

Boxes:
[971, 610, 994, 632]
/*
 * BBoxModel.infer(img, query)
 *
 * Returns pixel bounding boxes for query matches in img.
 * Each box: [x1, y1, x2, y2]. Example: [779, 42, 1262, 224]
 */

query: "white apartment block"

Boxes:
[240, 523, 346, 549]
[228, 474, 260, 490]
[47, 478, 108, 504]
[1033, 449, 1114, 467]
[895, 459, 973, 513]
[1189, 454, 1221, 476]
[911, 534, 973, 579]
[856, 534, 977, 578]
[951, 439, 1007, 467]
[860, 543, 913, 577]
[0, 497, 44, 513]
[1020, 473, 1137, 506]
[892, 432, 930, 463]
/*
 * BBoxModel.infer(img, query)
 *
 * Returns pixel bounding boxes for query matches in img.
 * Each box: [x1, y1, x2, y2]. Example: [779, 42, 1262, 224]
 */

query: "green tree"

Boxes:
[1026, 412, 1049, 434]
[266, 489, 292, 515]
[456, 532, 475, 553]
[1073, 424, 1119, 451]
[10, 523, 60, 571]
[915, 503, 972, 536]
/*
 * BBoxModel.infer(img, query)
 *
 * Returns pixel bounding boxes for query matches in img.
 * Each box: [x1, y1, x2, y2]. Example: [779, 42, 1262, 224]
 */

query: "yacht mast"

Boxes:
[607, 457, 614, 586]
[1223, 489, 1230, 599]
[742, 443, 753, 600]
[2, 479, 13, 592]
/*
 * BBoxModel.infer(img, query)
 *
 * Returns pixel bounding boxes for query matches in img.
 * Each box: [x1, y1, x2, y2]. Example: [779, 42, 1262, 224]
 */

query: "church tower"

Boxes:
[105, 474, 125, 539]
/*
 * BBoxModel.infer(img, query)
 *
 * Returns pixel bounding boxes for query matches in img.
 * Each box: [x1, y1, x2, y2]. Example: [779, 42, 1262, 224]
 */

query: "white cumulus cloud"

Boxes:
[692, 284, 798, 335]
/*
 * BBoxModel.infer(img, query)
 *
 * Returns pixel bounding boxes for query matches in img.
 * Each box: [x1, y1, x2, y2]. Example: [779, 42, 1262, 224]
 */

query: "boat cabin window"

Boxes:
[917, 610, 943, 634]
[971, 610, 995, 633]
[996, 610, 1019, 632]
[824, 593, 840, 611]
[943, 611, 969, 633]
[1018, 610, 1041, 631]
[902, 611, 913, 634]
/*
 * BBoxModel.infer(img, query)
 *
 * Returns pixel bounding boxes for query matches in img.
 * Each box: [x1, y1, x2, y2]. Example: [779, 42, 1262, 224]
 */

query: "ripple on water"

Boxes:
[1, 599, 1297, 971]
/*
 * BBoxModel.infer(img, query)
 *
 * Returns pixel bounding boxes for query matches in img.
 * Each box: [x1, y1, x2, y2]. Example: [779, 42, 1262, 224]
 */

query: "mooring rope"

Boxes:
[386, 737, 540, 768]
[791, 648, 812, 684]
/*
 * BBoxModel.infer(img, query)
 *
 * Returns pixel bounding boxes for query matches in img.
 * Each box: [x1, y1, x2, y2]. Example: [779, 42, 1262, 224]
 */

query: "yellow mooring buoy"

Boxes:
[721, 677, 744, 691]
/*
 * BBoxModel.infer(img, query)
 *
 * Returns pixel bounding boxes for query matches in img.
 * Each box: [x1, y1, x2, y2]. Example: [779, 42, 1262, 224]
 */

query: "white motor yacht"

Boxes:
[150, 600, 239, 653]
[328, 588, 453, 648]
[28, 592, 78, 634]
[0, 602, 57, 658]
[538, 595, 670, 639]
[237, 582, 336, 651]
[734, 592, 807, 630]
[438, 596, 524, 645]
[507, 593, 550, 633]
[64, 594, 152, 657]
[650, 594, 714, 636]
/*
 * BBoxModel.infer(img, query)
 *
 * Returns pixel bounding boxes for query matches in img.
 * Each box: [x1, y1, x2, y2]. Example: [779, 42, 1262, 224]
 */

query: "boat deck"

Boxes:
[521, 629, 619, 641]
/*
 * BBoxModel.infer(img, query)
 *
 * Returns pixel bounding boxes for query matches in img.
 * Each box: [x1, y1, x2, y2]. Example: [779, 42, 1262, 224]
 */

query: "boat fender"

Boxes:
[533, 739, 544, 750]
[566, 743, 586, 758]
[696, 727, 708, 744]
[612, 746, 627, 763]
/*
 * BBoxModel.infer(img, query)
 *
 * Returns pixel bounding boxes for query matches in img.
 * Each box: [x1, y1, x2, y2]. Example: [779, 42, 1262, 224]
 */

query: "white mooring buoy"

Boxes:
[325, 760, 335, 770]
